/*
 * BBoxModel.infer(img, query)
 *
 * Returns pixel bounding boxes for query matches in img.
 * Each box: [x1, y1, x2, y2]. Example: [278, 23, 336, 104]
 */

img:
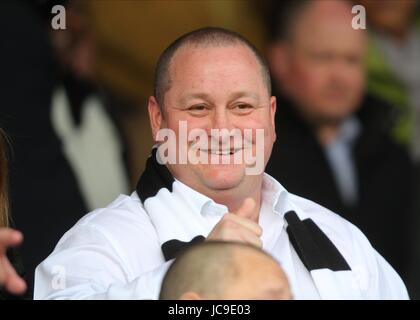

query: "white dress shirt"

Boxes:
[34, 174, 408, 299]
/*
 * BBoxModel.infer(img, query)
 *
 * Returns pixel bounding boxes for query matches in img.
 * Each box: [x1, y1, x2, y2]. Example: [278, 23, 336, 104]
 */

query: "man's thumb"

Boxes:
[235, 197, 256, 219]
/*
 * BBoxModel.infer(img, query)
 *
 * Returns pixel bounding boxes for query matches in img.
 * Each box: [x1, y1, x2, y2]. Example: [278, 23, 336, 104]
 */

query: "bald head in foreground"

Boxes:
[159, 241, 292, 300]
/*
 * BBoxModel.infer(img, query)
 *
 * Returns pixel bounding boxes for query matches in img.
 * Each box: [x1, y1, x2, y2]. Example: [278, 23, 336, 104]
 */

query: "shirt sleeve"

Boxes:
[34, 223, 171, 300]
[371, 250, 410, 300]
[346, 221, 409, 300]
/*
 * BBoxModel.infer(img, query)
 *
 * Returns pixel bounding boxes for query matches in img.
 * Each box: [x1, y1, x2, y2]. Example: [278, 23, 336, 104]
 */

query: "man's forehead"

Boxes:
[167, 44, 266, 93]
[170, 42, 260, 71]
[291, 12, 366, 53]
[158, 38, 271, 104]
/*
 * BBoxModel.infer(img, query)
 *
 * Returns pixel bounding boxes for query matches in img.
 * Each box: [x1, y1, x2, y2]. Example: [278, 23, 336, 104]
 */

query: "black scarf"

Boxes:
[136, 148, 350, 272]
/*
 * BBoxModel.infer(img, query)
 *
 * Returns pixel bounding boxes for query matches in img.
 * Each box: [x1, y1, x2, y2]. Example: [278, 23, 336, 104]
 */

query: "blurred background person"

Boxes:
[358, 0, 420, 298]
[0, 0, 88, 292]
[264, 0, 416, 295]
[0, 129, 27, 299]
[47, 0, 130, 211]
[160, 242, 292, 300]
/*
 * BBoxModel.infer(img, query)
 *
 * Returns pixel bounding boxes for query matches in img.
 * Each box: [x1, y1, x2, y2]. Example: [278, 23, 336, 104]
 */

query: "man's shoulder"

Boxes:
[77, 192, 148, 227]
[56, 192, 155, 247]
[289, 193, 352, 228]
[287, 192, 375, 259]
[289, 192, 409, 298]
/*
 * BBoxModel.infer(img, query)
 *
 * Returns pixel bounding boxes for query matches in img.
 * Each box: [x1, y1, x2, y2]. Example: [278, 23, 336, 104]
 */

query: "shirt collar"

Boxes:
[329, 116, 361, 147]
[263, 173, 296, 217]
[173, 178, 228, 217]
[172, 174, 292, 218]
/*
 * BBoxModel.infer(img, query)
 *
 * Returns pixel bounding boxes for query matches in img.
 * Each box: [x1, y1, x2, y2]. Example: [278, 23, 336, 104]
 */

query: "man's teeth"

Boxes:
[215, 150, 231, 155]
[206, 149, 238, 155]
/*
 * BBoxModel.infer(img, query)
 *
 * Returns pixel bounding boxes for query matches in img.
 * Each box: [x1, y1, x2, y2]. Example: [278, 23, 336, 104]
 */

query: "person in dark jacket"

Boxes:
[0, 0, 87, 293]
[266, 0, 416, 289]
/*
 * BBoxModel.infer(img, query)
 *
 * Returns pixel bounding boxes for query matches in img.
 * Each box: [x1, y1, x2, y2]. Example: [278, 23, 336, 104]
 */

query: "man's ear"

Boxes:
[148, 96, 163, 142]
[270, 96, 277, 142]
[178, 291, 202, 300]
[267, 42, 289, 84]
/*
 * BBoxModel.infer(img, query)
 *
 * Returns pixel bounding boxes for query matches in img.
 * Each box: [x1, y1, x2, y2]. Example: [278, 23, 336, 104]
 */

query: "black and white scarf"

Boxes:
[136, 148, 356, 299]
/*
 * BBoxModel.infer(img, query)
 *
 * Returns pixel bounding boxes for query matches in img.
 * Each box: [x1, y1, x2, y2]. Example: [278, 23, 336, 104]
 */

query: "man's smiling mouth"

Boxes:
[200, 148, 244, 156]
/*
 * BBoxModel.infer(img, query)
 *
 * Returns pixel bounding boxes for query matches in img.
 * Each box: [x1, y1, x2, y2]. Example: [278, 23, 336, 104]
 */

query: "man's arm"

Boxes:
[371, 250, 409, 300]
[34, 223, 170, 300]
[346, 222, 409, 300]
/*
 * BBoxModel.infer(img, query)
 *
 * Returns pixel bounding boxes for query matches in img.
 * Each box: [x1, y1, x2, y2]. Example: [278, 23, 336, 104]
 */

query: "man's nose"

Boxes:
[331, 59, 363, 84]
[210, 108, 232, 130]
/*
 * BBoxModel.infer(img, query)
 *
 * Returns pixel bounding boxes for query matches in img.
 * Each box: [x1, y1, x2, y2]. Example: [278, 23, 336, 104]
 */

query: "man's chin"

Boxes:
[199, 165, 246, 190]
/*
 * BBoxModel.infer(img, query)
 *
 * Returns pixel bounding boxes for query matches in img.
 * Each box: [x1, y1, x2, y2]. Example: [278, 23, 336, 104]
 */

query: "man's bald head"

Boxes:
[154, 27, 271, 107]
[159, 241, 291, 300]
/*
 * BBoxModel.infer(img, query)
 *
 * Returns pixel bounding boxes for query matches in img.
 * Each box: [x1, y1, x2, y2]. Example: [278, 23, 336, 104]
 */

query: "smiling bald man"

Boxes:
[35, 27, 408, 300]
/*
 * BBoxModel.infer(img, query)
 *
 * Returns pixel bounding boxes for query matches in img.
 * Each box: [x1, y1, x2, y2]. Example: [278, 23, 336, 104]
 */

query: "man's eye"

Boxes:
[187, 105, 209, 116]
[189, 105, 207, 111]
[234, 104, 254, 113]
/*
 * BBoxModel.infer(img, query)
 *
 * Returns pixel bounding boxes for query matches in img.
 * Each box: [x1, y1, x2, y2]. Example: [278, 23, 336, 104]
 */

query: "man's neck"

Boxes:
[212, 187, 262, 223]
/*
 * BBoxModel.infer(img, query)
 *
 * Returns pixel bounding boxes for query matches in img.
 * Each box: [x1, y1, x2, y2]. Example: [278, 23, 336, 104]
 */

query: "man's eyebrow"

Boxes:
[179, 91, 260, 105]
[179, 93, 212, 105]
[228, 91, 259, 102]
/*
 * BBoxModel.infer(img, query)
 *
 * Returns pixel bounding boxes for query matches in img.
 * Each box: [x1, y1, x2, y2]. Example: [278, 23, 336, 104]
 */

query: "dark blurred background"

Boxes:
[0, 0, 419, 298]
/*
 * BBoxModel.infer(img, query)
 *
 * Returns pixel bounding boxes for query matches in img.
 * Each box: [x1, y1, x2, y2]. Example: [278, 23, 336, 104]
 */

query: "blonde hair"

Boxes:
[0, 128, 9, 228]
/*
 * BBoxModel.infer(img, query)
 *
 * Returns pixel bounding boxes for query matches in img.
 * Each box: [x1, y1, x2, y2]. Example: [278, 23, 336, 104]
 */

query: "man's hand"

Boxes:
[206, 198, 263, 248]
[0, 228, 27, 295]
